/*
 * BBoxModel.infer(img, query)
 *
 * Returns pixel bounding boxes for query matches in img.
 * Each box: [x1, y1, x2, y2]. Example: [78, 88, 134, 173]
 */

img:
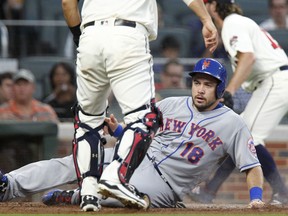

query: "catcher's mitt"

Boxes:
[247, 199, 265, 209]
[222, 91, 234, 109]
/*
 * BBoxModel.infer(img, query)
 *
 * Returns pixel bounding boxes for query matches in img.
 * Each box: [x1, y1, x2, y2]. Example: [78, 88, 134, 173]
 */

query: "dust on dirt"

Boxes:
[0, 202, 287, 214]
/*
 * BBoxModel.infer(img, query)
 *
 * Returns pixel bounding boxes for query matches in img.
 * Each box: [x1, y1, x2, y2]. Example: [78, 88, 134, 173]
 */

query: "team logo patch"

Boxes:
[202, 59, 210, 70]
[247, 138, 257, 157]
[229, 36, 238, 47]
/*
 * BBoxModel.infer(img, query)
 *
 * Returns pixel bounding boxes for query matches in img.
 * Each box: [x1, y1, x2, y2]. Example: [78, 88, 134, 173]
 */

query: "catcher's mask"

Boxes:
[189, 58, 227, 99]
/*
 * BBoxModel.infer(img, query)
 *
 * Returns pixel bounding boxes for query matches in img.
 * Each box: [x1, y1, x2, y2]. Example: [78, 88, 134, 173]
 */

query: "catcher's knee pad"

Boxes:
[115, 127, 152, 184]
[72, 105, 106, 184]
[115, 106, 163, 184]
[142, 104, 163, 134]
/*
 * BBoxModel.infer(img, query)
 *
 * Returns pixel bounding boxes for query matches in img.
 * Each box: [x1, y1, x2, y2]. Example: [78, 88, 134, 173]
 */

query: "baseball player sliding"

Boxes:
[191, 0, 288, 204]
[0, 58, 265, 209]
[61, 0, 218, 211]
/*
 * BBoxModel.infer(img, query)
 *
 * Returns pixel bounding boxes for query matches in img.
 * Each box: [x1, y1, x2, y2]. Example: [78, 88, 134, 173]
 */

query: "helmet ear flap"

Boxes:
[217, 81, 226, 99]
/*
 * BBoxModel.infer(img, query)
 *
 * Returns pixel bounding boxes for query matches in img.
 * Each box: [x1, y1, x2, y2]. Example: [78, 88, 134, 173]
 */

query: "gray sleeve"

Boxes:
[227, 125, 261, 172]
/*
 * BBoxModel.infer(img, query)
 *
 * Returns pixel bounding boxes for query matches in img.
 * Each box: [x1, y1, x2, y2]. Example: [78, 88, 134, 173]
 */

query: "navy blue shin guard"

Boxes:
[255, 145, 288, 195]
[206, 156, 235, 195]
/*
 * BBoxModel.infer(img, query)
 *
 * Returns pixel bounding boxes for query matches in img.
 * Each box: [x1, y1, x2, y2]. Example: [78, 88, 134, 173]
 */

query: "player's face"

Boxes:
[191, 73, 219, 112]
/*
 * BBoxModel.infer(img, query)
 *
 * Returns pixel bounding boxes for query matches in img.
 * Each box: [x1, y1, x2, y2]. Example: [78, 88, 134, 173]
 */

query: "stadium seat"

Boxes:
[250, 15, 270, 25]
[22, 0, 70, 57]
[157, 88, 191, 99]
[237, 0, 269, 19]
[23, 0, 41, 20]
[158, 0, 193, 22]
[150, 27, 192, 58]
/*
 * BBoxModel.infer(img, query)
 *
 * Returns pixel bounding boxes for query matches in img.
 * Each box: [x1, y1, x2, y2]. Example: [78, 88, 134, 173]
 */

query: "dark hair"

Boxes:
[268, 0, 288, 7]
[161, 35, 180, 51]
[49, 62, 76, 90]
[213, 1, 243, 19]
[0, 72, 13, 86]
[163, 59, 183, 73]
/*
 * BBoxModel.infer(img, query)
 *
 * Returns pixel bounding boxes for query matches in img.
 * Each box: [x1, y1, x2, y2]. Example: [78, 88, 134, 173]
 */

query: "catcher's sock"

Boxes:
[255, 145, 288, 195]
[205, 156, 235, 195]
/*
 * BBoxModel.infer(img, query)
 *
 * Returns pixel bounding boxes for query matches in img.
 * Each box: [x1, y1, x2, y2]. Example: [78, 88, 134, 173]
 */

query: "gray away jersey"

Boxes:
[149, 96, 260, 198]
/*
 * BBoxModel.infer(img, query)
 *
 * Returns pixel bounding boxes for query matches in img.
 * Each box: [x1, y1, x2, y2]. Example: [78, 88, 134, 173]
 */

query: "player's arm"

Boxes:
[183, 0, 218, 53]
[62, 0, 81, 46]
[104, 113, 162, 137]
[226, 51, 255, 95]
[104, 114, 126, 138]
[62, 0, 80, 27]
[245, 166, 265, 208]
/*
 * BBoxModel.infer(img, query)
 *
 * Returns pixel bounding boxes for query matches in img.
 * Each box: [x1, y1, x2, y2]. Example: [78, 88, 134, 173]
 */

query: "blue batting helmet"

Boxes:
[189, 58, 227, 99]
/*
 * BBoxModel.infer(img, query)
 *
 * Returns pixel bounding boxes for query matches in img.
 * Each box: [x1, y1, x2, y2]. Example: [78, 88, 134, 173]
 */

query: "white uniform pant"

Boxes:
[241, 70, 288, 145]
[76, 23, 155, 124]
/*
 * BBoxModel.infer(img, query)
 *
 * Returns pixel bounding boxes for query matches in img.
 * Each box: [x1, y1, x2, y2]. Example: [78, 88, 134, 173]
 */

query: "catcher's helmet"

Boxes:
[189, 58, 227, 99]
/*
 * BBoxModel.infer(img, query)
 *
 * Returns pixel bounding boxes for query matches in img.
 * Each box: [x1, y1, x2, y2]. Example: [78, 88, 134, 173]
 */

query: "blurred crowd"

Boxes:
[0, 62, 77, 122]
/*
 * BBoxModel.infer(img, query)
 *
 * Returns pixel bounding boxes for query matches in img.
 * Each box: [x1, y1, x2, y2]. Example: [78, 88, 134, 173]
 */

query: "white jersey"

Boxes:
[80, 0, 158, 41]
[222, 14, 288, 92]
[148, 96, 260, 198]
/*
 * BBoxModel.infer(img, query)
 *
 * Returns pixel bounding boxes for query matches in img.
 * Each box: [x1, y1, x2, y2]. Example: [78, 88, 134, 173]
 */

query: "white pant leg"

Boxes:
[241, 71, 288, 145]
[4, 155, 75, 201]
[107, 26, 155, 117]
[79, 25, 154, 117]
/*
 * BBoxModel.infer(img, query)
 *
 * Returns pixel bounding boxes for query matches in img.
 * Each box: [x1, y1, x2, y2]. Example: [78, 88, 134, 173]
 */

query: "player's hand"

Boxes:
[104, 114, 119, 135]
[220, 91, 234, 109]
[202, 19, 218, 53]
[247, 199, 265, 209]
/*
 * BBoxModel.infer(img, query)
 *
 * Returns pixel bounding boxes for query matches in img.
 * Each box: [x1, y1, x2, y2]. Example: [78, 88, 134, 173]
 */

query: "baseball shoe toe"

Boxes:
[42, 189, 75, 206]
[270, 193, 288, 205]
[188, 186, 214, 204]
[80, 195, 101, 211]
[0, 171, 8, 201]
[98, 179, 150, 210]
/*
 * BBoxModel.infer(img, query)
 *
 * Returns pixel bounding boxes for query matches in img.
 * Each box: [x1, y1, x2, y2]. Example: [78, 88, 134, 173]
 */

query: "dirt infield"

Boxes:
[0, 202, 288, 214]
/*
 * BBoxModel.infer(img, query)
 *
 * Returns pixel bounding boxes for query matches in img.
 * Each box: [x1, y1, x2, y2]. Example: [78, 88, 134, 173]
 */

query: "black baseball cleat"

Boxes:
[42, 189, 75, 206]
[0, 171, 8, 201]
[98, 179, 150, 210]
[80, 195, 101, 211]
